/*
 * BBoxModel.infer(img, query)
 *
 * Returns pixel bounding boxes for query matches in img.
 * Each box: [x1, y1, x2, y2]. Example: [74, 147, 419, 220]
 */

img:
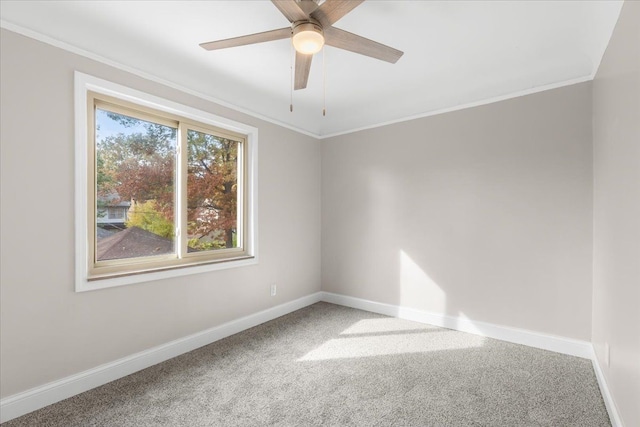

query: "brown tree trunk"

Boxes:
[225, 228, 234, 248]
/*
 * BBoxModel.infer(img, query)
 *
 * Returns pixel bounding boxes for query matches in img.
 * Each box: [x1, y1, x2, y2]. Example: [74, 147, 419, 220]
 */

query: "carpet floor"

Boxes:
[3, 302, 610, 426]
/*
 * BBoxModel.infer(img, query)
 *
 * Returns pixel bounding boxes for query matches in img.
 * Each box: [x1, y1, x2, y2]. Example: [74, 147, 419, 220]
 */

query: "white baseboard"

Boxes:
[0, 292, 323, 424]
[320, 292, 593, 359]
[591, 349, 624, 427]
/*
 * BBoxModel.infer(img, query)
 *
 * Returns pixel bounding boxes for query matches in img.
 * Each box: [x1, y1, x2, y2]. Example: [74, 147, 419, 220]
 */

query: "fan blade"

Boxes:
[200, 28, 291, 51]
[311, 0, 364, 27]
[294, 52, 312, 90]
[324, 27, 403, 63]
[271, 0, 308, 23]
[297, 0, 321, 15]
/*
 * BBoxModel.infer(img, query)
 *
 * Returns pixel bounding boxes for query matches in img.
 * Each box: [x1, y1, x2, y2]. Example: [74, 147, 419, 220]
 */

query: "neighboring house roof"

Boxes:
[97, 192, 131, 207]
[96, 227, 117, 240]
[97, 226, 173, 261]
[99, 202, 131, 208]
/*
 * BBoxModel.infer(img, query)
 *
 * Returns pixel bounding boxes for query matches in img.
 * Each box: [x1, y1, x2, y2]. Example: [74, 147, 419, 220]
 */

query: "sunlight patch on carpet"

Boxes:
[298, 330, 486, 361]
[339, 318, 442, 335]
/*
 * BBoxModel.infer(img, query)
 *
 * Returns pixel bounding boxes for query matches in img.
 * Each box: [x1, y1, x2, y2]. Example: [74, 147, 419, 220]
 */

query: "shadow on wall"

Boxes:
[397, 249, 527, 338]
[352, 166, 489, 327]
[347, 149, 584, 338]
[399, 250, 447, 315]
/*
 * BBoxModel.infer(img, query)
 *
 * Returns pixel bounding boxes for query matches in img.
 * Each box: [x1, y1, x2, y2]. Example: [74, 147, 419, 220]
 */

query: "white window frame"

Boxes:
[75, 72, 258, 292]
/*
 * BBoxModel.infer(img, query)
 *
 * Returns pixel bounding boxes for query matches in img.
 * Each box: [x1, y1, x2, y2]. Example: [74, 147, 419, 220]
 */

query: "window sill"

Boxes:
[77, 255, 258, 292]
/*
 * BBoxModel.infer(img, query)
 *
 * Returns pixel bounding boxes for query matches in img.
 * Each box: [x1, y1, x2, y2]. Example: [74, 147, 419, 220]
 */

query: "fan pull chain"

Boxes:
[322, 46, 326, 116]
[290, 43, 294, 112]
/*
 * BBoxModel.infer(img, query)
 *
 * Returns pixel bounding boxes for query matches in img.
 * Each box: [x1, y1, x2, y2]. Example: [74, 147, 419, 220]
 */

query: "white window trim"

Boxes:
[74, 72, 258, 292]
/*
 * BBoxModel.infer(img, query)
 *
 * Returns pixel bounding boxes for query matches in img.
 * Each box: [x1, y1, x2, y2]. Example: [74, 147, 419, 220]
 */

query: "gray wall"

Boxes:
[592, 2, 640, 426]
[322, 83, 594, 341]
[0, 29, 322, 398]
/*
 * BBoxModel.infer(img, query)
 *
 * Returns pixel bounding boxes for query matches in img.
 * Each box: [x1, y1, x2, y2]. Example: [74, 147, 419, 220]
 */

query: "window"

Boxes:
[75, 73, 257, 291]
[107, 207, 126, 220]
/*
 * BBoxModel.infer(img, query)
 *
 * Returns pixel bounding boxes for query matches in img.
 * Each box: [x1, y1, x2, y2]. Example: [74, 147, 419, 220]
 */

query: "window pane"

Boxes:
[187, 129, 240, 252]
[95, 108, 177, 261]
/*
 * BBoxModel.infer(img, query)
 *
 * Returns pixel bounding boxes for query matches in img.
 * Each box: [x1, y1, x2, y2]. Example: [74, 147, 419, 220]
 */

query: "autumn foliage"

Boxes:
[187, 129, 238, 248]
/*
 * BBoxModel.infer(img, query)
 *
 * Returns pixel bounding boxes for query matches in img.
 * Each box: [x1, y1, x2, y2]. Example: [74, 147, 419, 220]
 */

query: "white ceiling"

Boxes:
[0, 1, 623, 137]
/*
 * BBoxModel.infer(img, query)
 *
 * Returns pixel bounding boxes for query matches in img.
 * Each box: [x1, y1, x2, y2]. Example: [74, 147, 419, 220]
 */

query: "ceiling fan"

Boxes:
[200, 0, 404, 90]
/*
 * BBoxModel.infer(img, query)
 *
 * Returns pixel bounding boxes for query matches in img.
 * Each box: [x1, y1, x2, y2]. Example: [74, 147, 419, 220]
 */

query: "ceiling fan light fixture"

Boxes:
[292, 22, 324, 55]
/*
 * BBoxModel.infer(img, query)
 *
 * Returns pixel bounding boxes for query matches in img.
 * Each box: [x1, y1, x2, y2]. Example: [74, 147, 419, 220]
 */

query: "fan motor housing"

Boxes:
[292, 19, 323, 35]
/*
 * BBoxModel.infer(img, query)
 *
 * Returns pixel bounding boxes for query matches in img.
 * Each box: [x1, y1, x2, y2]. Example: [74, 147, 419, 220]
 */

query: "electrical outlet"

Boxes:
[604, 342, 610, 367]
[270, 283, 277, 297]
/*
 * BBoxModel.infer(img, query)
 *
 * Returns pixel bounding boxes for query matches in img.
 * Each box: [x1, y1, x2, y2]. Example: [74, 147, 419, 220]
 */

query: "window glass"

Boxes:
[95, 108, 177, 262]
[186, 129, 240, 253]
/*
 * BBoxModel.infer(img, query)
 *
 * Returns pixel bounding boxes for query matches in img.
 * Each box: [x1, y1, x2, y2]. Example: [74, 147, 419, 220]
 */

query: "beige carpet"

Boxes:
[3, 302, 610, 426]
